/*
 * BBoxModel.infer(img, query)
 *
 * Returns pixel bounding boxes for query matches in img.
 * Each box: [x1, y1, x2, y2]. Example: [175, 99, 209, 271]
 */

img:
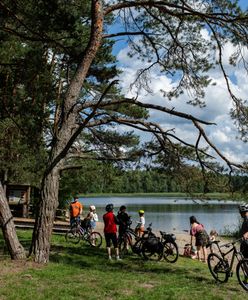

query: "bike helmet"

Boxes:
[90, 205, 96, 211]
[120, 205, 126, 211]
[239, 204, 248, 214]
[138, 209, 145, 214]
[105, 203, 114, 212]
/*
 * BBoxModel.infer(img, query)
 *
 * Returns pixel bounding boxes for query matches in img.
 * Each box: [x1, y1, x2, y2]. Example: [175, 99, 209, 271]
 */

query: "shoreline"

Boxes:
[78, 192, 241, 201]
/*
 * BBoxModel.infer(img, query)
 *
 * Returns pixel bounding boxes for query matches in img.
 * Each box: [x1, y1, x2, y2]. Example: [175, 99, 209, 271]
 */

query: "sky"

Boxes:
[109, 1, 248, 167]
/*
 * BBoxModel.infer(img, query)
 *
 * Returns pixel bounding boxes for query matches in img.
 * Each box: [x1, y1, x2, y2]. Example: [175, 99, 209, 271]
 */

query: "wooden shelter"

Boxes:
[6, 184, 31, 218]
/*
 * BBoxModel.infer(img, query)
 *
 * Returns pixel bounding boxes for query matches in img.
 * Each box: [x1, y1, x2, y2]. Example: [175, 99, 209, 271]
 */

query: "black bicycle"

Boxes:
[141, 224, 164, 261]
[65, 221, 102, 248]
[159, 231, 179, 263]
[207, 238, 248, 291]
[119, 223, 163, 261]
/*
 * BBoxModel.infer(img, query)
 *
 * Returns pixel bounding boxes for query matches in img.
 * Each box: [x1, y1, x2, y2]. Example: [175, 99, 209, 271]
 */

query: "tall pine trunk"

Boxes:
[32, 169, 60, 263]
[0, 182, 26, 260]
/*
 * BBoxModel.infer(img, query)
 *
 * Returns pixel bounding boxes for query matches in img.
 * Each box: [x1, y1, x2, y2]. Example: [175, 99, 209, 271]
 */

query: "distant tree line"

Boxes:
[58, 161, 248, 206]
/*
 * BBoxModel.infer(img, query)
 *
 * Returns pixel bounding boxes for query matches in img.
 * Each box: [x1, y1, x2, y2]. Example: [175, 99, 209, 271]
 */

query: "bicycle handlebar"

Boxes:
[207, 238, 243, 249]
[219, 238, 243, 249]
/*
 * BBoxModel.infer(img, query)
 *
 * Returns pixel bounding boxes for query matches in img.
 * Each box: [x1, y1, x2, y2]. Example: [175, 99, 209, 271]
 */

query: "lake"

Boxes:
[79, 196, 242, 234]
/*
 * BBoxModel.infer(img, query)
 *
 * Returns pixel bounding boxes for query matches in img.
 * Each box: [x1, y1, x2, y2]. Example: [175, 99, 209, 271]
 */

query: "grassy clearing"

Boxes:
[0, 230, 246, 300]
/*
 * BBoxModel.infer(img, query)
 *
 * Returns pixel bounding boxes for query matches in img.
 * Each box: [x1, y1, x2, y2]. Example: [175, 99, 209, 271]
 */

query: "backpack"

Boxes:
[183, 244, 197, 257]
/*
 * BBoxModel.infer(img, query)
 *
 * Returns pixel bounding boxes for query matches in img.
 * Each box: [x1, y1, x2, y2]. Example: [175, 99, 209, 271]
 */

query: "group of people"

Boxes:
[69, 197, 145, 260]
[69, 197, 98, 232]
[69, 197, 248, 262]
[188, 204, 248, 263]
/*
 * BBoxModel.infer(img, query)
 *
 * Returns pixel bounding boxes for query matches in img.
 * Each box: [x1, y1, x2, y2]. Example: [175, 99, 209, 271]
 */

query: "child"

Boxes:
[209, 229, 218, 242]
[209, 229, 218, 254]
[135, 210, 145, 237]
[86, 205, 98, 232]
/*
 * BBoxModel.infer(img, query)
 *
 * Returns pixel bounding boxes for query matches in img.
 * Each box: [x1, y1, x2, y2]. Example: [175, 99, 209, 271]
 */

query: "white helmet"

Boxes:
[90, 205, 96, 211]
[239, 204, 248, 214]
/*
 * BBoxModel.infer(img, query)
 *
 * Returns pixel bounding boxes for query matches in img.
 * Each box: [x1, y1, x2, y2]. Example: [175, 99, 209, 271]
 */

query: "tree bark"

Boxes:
[32, 169, 60, 263]
[0, 181, 26, 260]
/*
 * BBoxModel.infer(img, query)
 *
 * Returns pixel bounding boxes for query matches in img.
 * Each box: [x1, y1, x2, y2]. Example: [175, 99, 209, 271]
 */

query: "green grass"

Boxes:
[0, 230, 246, 299]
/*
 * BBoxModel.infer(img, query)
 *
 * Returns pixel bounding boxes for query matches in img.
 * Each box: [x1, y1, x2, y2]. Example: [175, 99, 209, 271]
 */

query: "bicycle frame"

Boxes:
[71, 222, 91, 240]
[119, 223, 156, 254]
[209, 239, 243, 274]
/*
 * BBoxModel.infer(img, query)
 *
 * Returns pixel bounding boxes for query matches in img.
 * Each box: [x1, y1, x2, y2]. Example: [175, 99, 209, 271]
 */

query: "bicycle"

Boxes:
[119, 223, 163, 261]
[141, 224, 164, 261]
[159, 231, 179, 263]
[207, 238, 248, 291]
[65, 220, 102, 248]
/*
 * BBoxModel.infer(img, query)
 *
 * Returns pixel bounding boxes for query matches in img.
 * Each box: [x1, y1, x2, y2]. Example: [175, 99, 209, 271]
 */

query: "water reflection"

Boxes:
[80, 197, 241, 234]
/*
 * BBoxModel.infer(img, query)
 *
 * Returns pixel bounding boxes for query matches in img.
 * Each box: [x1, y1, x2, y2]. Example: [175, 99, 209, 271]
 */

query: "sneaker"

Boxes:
[108, 256, 112, 260]
[116, 256, 122, 261]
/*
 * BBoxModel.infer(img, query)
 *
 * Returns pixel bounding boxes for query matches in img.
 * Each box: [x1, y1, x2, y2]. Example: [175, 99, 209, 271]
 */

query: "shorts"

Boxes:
[135, 225, 145, 236]
[70, 216, 80, 227]
[90, 220, 96, 229]
[104, 233, 118, 248]
[195, 230, 209, 247]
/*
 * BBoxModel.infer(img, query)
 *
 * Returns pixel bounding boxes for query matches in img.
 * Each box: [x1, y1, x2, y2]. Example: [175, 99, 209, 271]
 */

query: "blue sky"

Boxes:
[239, 0, 248, 9]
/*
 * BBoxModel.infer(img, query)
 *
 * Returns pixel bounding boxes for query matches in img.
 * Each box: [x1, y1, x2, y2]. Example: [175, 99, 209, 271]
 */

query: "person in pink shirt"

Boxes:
[189, 216, 209, 263]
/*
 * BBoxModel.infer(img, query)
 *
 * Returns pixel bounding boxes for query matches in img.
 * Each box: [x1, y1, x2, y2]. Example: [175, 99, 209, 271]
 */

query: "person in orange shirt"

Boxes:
[69, 197, 83, 227]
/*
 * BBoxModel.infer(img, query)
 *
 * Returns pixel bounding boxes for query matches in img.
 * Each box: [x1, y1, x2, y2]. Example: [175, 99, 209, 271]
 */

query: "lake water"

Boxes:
[79, 197, 242, 234]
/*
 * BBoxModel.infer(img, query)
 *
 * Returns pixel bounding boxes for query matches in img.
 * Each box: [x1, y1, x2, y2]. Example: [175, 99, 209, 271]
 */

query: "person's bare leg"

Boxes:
[107, 247, 112, 260]
[115, 247, 121, 260]
[202, 246, 207, 263]
[197, 246, 201, 261]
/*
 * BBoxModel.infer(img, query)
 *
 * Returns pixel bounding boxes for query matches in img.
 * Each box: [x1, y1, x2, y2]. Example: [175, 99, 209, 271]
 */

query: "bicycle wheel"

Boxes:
[65, 228, 81, 244]
[88, 231, 102, 247]
[163, 241, 179, 263]
[236, 258, 248, 291]
[207, 253, 229, 283]
[119, 234, 132, 257]
[132, 239, 143, 256]
[141, 241, 163, 261]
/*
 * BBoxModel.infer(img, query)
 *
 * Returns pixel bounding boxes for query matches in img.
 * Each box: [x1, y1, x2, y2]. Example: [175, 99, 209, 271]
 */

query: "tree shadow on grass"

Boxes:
[49, 243, 233, 290]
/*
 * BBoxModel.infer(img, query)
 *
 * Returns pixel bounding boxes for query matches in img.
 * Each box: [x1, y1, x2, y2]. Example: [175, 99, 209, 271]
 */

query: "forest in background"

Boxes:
[58, 160, 248, 206]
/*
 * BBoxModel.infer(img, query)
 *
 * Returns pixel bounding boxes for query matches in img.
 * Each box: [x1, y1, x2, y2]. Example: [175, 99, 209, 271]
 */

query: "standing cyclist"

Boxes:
[103, 204, 120, 260]
[69, 197, 83, 227]
[239, 204, 248, 258]
[117, 205, 130, 238]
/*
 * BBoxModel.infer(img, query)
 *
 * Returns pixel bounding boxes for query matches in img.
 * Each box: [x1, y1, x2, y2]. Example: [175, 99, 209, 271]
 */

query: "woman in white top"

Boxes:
[86, 205, 98, 231]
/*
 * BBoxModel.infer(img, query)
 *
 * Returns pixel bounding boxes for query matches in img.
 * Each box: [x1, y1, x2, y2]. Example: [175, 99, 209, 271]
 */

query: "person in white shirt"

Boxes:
[86, 205, 98, 231]
[135, 210, 145, 237]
